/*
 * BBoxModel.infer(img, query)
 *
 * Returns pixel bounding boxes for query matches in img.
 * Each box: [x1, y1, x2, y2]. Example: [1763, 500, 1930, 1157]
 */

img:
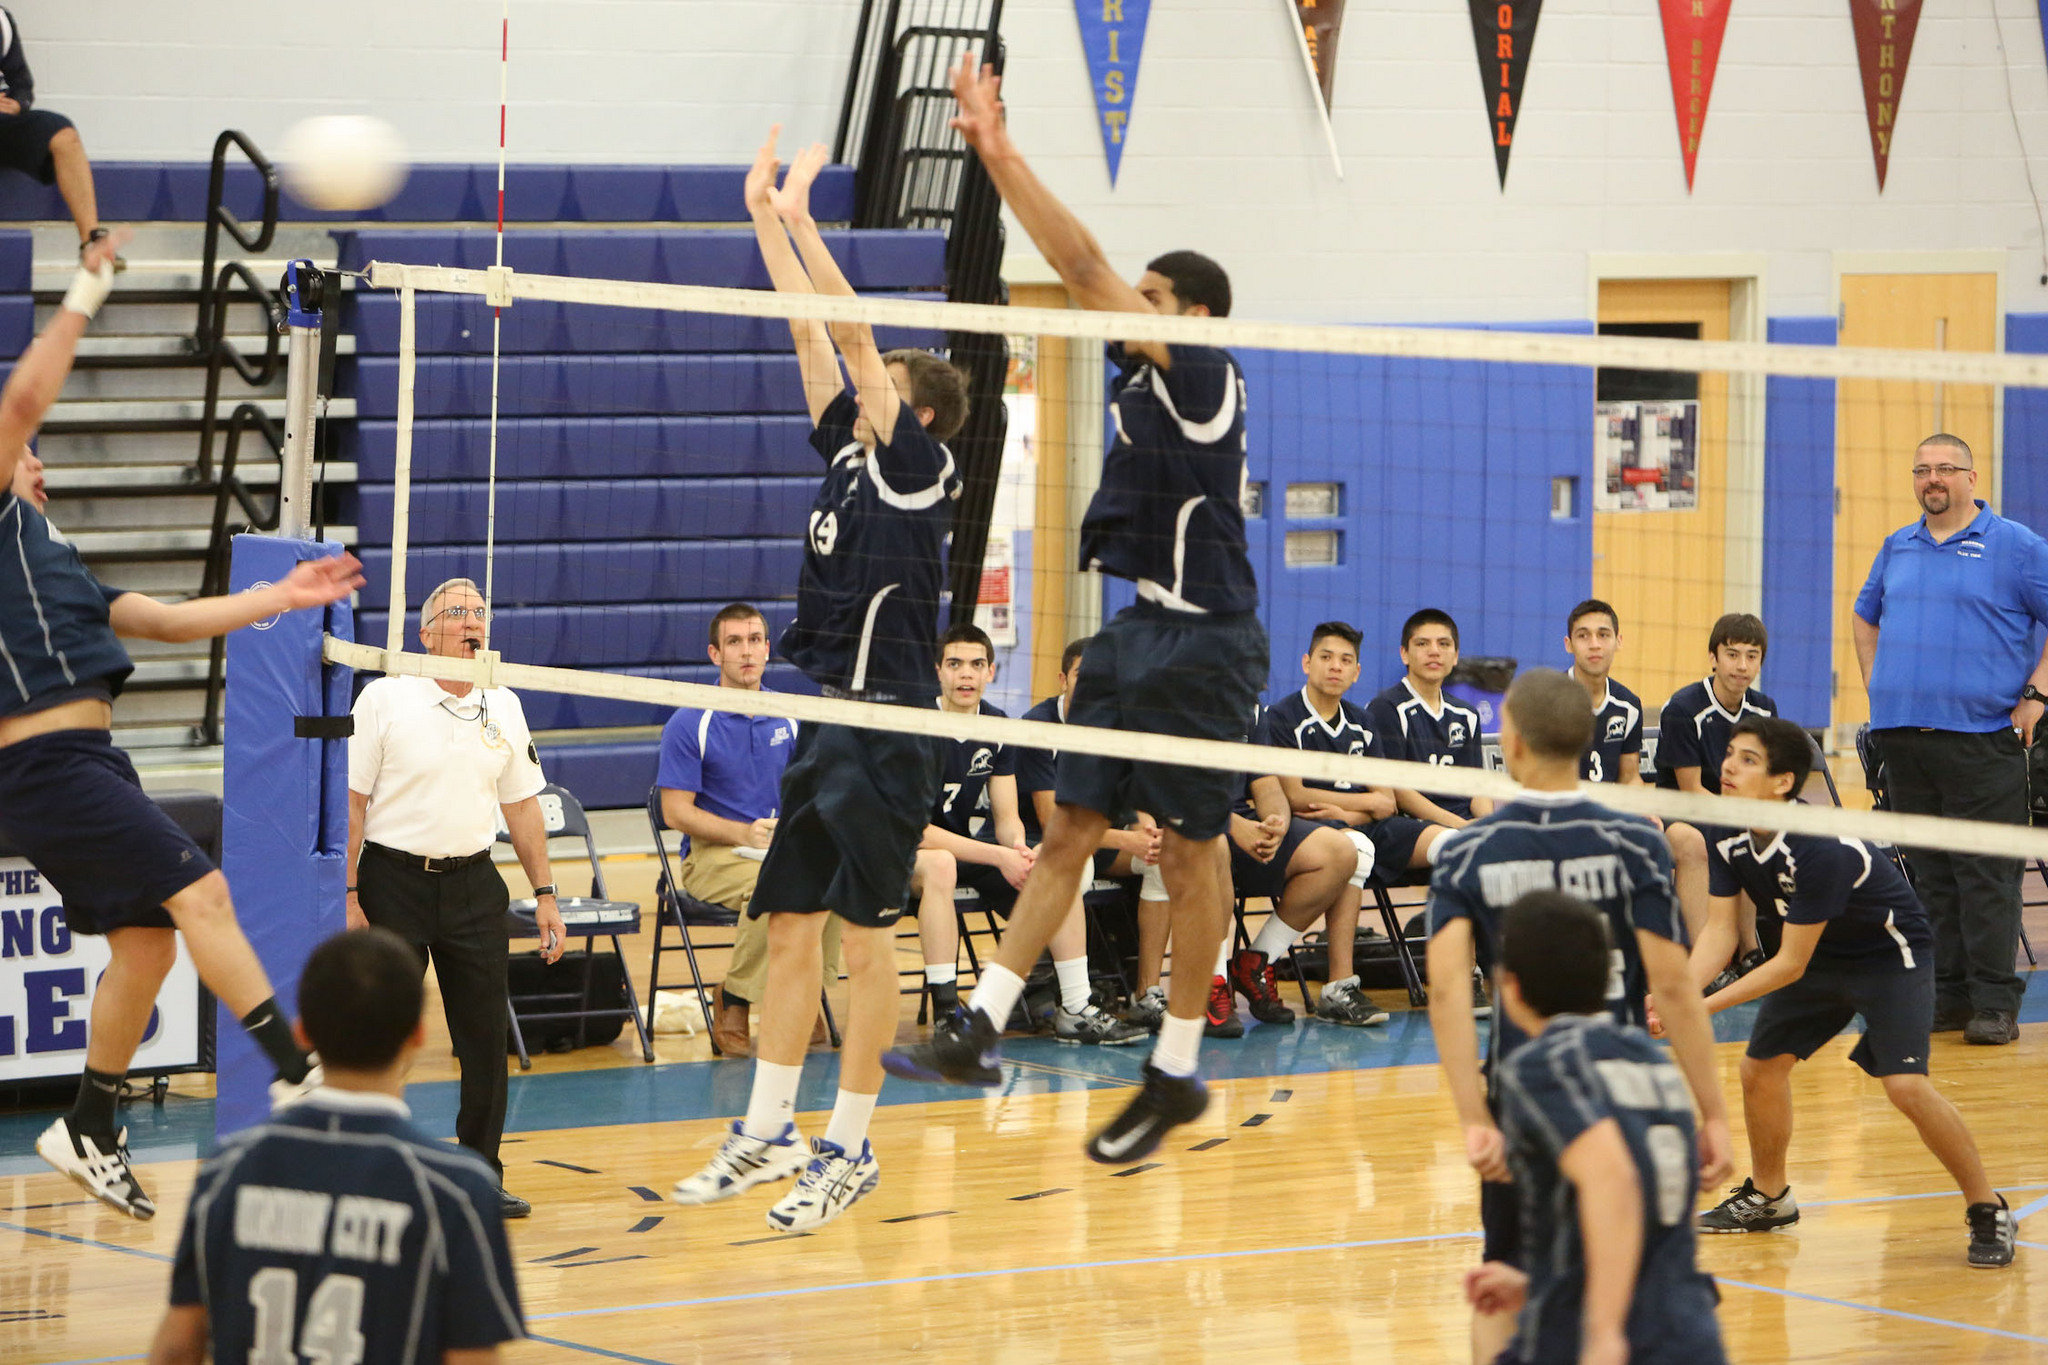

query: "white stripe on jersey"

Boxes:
[12, 503, 75, 686]
[849, 583, 898, 694]
[1145, 359, 1242, 445]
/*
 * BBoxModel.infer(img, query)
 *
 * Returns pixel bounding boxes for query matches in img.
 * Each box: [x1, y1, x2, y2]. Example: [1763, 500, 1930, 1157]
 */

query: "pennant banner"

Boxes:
[1848, 0, 1922, 190]
[1659, 0, 1732, 191]
[1074, 0, 1152, 186]
[1468, 0, 1544, 188]
[1293, 0, 1348, 107]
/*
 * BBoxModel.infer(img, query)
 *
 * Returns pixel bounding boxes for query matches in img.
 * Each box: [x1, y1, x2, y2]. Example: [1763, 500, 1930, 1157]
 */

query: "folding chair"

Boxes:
[642, 789, 839, 1055]
[497, 783, 653, 1070]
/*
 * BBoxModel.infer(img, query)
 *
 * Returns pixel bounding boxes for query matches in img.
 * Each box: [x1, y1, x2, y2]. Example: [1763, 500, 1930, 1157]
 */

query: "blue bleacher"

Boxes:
[353, 478, 816, 544]
[359, 541, 806, 607]
[347, 292, 943, 356]
[340, 416, 825, 482]
[331, 227, 945, 287]
[0, 231, 31, 354]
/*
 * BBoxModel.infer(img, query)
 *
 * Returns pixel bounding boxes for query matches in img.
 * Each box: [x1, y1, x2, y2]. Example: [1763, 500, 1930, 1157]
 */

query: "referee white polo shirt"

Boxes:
[349, 676, 547, 859]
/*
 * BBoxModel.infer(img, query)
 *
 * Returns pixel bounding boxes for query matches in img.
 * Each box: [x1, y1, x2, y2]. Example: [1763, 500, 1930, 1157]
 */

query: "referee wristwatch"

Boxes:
[2023, 685, 2048, 705]
[532, 884, 558, 898]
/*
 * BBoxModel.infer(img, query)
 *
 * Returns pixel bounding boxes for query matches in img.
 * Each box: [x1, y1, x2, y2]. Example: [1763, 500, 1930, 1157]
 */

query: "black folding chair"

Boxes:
[497, 783, 652, 1069]
[642, 789, 839, 1054]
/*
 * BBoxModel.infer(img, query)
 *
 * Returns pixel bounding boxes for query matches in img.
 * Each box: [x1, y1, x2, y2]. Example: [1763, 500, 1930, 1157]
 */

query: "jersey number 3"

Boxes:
[248, 1267, 366, 1365]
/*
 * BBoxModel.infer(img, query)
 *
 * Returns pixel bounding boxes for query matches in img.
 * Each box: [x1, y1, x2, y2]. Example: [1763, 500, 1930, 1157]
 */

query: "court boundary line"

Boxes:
[0, 1217, 173, 1264]
[2010, 1191, 2048, 1222]
[1715, 1277, 2048, 1346]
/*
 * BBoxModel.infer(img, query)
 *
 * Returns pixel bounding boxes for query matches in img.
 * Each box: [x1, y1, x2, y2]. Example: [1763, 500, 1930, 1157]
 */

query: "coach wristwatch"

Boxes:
[2022, 685, 2048, 705]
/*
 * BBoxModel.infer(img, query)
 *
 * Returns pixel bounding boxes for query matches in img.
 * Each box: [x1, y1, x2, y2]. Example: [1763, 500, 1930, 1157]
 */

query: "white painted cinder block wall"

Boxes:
[18, 0, 2048, 322]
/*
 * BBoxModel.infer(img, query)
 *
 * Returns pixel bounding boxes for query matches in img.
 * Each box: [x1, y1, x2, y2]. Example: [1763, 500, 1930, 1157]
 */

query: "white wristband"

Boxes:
[61, 262, 114, 320]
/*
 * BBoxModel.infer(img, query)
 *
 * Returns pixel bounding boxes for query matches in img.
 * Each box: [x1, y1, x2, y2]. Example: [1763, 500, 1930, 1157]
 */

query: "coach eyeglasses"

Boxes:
[1911, 463, 1971, 480]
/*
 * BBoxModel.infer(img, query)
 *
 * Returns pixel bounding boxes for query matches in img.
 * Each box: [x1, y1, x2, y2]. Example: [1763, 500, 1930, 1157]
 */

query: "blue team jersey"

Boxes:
[1708, 828, 1932, 971]
[1080, 344, 1257, 615]
[931, 698, 1014, 840]
[1427, 792, 1680, 1076]
[1495, 1016, 1726, 1365]
[1365, 679, 1485, 820]
[1654, 678, 1776, 792]
[1574, 673, 1644, 784]
[1013, 693, 1063, 844]
[655, 701, 796, 829]
[1255, 687, 1378, 793]
[780, 391, 960, 696]
[169, 1092, 524, 1363]
[0, 493, 134, 717]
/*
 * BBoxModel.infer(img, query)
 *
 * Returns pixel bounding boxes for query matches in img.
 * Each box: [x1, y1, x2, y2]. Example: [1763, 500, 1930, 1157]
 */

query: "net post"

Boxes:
[385, 278, 416, 658]
[276, 261, 324, 540]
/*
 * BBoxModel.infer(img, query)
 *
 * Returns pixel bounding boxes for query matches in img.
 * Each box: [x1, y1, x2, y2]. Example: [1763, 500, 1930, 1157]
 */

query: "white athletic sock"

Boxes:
[1325, 973, 1360, 993]
[741, 1060, 802, 1141]
[1251, 916, 1303, 961]
[1151, 1012, 1203, 1077]
[1053, 957, 1092, 1014]
[823, 1088, 878, 1153]
[924, 962, 957, 987]
[967, 963, 1026, 1027]
[1213, 938, 1233, 977]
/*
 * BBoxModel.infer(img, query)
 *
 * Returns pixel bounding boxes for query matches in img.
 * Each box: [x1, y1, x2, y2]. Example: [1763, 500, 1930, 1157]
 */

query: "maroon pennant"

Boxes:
[1468, 0, 1544, 188]
[1659, 0, 1732, 191]
[1848, 0, 1923, 190]
[1293, 0, 1348, 107]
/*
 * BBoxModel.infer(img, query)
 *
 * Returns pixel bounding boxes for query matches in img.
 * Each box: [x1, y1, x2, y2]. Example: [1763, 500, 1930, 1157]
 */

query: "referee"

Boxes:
[347, 577, 566, 1219]
[1853, 433, 2048, 1047]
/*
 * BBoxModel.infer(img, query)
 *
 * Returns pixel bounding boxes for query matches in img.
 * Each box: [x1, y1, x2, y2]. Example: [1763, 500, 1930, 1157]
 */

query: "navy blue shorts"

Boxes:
[1363, 814, 1430, 873]
[752, 717, 945, 929]
[0, 109, 75, 183]
[1228, 815, 1320, 901]
[1055, 604, 1267, 842]
[1746, 959, 1934, 1076]
[1480, 1175, 1522, 1265]
[0, 728, 214, 934]
[956, 858, 1021, 918]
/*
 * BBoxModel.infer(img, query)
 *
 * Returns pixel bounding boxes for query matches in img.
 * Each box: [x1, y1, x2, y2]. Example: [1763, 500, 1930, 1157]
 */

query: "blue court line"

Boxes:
[526, 1229, 1484, 1321]
[2017, 1240, 2048, 1251]
[0, 1217, 173, 1263]
[1716, 1277, 2048, 1346]
[1803, 1182, 2048, 1210]
[528, 1334, 673, 1364]
[2011, 1191, 2048, 1222]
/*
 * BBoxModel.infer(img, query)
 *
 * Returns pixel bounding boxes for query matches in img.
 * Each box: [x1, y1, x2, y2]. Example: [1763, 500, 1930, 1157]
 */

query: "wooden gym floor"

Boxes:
[3, 850, 2045, 1363]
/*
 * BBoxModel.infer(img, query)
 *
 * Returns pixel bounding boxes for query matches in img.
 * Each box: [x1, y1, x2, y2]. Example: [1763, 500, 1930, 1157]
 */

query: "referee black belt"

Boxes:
[365, 842, 494, 874]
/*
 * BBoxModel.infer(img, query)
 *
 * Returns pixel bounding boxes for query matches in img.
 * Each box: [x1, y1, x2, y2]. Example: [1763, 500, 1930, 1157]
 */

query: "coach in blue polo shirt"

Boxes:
[1853, 433, 2048, 1047]
[658, 602, 834, 1057]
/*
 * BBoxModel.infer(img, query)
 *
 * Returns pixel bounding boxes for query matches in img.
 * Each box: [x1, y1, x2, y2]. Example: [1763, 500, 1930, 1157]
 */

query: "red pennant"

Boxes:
[1848, 0, 1923, 190]
[1658, 0, 1731, 191]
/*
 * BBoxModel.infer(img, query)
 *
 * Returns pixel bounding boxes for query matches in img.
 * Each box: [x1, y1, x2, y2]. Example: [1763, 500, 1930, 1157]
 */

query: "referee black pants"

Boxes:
[1878, 727, 2027, 1015]
[358, 843, 511, 1176]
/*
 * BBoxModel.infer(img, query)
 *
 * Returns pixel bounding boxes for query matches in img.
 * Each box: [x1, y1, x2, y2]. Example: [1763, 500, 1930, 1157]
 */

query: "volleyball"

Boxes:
[278, 114, 409, 212]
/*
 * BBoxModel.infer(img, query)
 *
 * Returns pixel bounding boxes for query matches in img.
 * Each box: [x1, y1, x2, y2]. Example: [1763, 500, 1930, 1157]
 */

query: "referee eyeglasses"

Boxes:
[429, 604, 492, 623]
[1912, 463, 1972, 480]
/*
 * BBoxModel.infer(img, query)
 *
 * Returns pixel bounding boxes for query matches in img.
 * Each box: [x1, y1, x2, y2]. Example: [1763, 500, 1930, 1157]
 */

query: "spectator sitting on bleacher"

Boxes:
[920, 625, 1143, 1045]
[1656, 612, 1778, 983]
[657, 602, 833, 1058]
[1365, 608, 1494, 839]
[0, 10, 115, 265]
[1565, 598, 1712, 941]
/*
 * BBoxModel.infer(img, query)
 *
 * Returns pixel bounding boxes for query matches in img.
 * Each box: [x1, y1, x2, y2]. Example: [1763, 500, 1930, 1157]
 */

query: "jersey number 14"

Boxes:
[247, 1268, 366, 1365]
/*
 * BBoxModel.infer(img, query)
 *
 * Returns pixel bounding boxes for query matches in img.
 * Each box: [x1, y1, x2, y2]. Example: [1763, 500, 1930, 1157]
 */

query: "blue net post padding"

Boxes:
[216, 535, 355, 1138]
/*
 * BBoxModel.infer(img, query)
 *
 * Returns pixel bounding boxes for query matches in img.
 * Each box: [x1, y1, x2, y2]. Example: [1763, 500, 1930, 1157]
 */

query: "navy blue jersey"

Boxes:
[0, 10, 37, 108]
[1654, 678, 1776, 792]
[169, 1092, 524, 1362]
[1255, 687, 1378, 794]
[1428, 792, 1680, 1077]
[1708, 829, 1932, 971]
[0, 494, 133, 718]
[1575, 674, 1644, 784]
[931, 698, 1014, 840]
[1364, 679, 1484, 820]
[1495, 1016, 1726, 1365]
[1080, 344, 1257, 615]
[1014, 693, 1063, 844]
[780, 391, 960, 696]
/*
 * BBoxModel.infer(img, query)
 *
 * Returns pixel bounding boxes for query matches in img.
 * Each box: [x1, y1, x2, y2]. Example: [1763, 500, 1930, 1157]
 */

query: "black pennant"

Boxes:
[1468, 0, 1544, 187]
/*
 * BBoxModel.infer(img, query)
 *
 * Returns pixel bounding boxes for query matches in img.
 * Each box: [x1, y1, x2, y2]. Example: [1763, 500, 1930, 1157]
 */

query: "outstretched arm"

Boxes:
[108, 553, 362, 643]
[0, 231, 125, 493]
[745, 127, 839, 426]
[774, 142, 903, 440]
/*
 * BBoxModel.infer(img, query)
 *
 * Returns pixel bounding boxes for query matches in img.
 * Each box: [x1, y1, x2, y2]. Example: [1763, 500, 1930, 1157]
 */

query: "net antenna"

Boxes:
[484, 0, 510, 645]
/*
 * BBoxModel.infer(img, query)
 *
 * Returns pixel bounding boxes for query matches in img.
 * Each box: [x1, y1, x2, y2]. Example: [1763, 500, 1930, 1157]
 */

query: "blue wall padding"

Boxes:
[0, 296, 31, 353]
[1761, 317, 1838, 729]
[352, 355, 810, 418]
[2005, 315, 2048, 537]
[359, 539, 804, 607]
[217, 536, 354, 1139]
[353, 477, 813, 547]
[343, 416, 825, 482]
[331, 228, 947, 290]
[0, 163, 855, 224]
[348, 292, 944, 357]
[0, 230, 30, 291]
[357, 601, 798, 672]
[533, 741, 663, 812]
[1235, 325, 1594, 697]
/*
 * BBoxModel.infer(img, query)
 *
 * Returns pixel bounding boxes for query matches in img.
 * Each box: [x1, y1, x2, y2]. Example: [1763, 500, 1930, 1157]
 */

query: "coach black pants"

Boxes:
[1878, 727, 2026, 1015]
[358, 844, 511, 1175]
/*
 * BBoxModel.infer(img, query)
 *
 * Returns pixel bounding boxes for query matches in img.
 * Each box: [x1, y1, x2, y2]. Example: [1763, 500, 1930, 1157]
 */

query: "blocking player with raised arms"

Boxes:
[1565, 598, 1712, 940]
[1425, 669, 1730, 1363]
[1472, 892, 1728, 1365]
[1685, 716, 2015, 1267]
[17, 234, 361, 1219]
[885, 55, 1268, 1164]
[1365, 608, 1494, 836]
[148, 927, 524, 1365]
[670, 131, 964, 1232]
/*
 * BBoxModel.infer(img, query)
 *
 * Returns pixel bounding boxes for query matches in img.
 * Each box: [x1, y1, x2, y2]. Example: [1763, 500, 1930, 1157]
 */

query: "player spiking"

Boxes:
[1425, 668, 1731, 1363]
[886, 55, 1268, 1163]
